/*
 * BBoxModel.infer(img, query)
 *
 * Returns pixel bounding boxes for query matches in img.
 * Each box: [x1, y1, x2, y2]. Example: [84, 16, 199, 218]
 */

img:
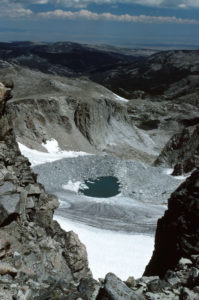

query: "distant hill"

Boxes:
[0, 41, 147, 77]
[1, 42, 199, 101]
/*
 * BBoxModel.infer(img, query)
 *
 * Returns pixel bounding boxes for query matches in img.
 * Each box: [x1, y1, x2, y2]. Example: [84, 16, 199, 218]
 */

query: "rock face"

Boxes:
[144, 168, 199, 277]
[0, 82, 92, 299]
[0, 182, 20, 226]
[154, 125, 199, 175]
[0, 66, 158, 162]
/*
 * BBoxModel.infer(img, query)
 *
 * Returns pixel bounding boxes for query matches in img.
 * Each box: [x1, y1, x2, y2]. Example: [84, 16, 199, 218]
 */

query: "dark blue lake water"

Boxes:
[79, 176, 120, 198]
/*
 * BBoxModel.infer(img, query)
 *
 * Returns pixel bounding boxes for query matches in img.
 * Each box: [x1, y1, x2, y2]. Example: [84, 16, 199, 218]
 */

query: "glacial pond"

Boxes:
[79, 176, 120, 198]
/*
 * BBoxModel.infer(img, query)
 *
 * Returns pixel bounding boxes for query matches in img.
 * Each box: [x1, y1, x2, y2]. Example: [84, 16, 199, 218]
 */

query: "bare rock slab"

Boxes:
[0, 182, 20, 226]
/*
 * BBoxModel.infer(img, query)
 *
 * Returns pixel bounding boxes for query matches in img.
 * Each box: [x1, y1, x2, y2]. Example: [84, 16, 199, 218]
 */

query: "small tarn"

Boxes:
[79, 176, 120, 198]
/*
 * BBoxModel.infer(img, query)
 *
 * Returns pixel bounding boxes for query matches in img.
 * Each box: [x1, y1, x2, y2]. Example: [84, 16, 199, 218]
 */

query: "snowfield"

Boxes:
[54, 215, 154, 280]
[62, 180, 83, 193]
[18, 139, 90, 167]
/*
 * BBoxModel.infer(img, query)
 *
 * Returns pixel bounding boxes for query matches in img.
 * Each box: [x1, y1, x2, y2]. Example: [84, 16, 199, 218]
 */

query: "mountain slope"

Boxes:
[94, 50, 199, 99]
[1, 42, 199, 103]
[0, 65, 159, 162]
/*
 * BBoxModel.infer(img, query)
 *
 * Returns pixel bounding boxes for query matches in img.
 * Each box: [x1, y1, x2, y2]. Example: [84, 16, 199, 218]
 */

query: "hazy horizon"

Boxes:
[1, 40, 198, 51]
[0, 1, 199, 49]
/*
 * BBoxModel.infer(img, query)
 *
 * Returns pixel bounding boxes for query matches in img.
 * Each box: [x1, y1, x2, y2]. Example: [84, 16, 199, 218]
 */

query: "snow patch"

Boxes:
[164, 168, 174, 175]
[113, 93, 129, 103]
[42, 139, 60, 153]
[62, 180, 82, 193]
[164, 168, 188, 180]
[18, 141, 90, 167]
[54, 215, 154, 281]
[174, 174, 188, 180]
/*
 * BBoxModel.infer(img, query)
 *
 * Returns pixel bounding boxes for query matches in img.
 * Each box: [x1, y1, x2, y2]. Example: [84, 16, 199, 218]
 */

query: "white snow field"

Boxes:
[18, 139, 90, 167]
[18, 140, 158, 280]
[54, 215, 154, 280]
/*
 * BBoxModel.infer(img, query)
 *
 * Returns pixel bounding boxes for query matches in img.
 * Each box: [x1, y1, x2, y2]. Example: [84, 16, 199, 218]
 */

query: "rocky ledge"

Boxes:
[0, 82, 199, 299]
[98, 256, 199, 299]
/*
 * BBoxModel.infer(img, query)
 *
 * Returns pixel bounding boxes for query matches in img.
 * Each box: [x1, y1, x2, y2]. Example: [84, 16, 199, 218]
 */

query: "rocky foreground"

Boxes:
[0, 82, 93, 299]
[0, 82, 199, 299]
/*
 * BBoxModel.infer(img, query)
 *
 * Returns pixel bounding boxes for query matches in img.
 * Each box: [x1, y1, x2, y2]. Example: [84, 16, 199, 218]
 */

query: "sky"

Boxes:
[0, 0, 199, 48]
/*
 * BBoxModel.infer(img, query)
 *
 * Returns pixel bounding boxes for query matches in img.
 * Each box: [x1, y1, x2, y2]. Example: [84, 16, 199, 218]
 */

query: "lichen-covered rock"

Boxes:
[64, 230, 90, 279]
[78, 278, 101, 300]
[0, 262, 17, 276]
[98, 273, 144, 300]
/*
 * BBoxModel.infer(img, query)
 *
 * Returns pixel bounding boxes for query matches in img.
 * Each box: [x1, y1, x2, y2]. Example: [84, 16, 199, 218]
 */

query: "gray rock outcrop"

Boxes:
[0, 82, 92, 299]
[0, 182, 20, 226]
[154, 125, 199, 175]
[97, 256, 199, 299]
[99, 273, 144, 300]
[144, 168, 199, 277]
